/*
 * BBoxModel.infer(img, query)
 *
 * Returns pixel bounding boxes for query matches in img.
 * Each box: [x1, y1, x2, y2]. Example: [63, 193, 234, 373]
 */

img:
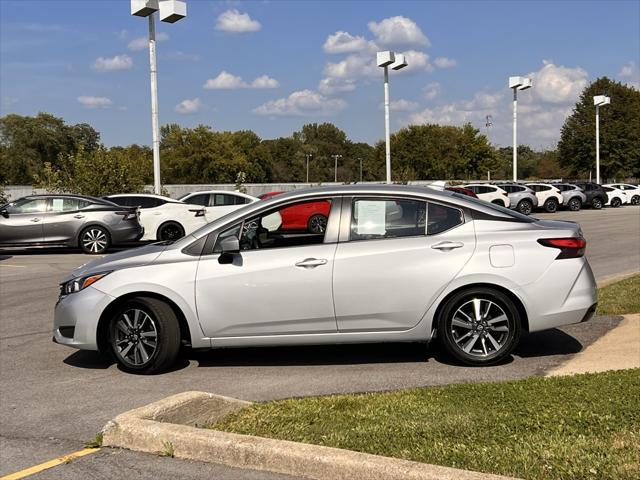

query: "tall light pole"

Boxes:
[305, 153, 312, 183]
[593, 95, 611, 184]
[508, 76, 532, 182]
[377, 51, 408, 184]
[358, 158, 363, 183]
[332, 154, 342, 183]
[131, 0, 187, 194]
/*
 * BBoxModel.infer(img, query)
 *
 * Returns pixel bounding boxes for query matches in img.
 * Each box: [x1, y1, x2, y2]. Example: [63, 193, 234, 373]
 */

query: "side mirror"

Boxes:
[0, 208, 8, 218]
[218, 235, 240, 264]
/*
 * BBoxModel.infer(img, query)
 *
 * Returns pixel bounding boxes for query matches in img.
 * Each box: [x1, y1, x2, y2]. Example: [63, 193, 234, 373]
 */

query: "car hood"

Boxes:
[66, 243, 169, 281]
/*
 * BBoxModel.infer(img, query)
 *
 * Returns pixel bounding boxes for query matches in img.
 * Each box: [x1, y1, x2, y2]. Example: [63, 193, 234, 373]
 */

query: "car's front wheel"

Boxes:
[544, 198, 559, 213]
[568, 197, 582, 211]
[79, 226, 111, 254]
[438, 287, 521, 366]
[631, 195, 640, 205]
[516, 199, 533, 215]
[108, 297, 181, 374]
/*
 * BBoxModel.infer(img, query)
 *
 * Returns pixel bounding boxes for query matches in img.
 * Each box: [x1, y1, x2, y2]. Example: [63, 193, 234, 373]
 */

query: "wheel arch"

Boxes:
[96, 291, 192, 354]
[432, 282, 530, 334]
[76, 222, 112, 245]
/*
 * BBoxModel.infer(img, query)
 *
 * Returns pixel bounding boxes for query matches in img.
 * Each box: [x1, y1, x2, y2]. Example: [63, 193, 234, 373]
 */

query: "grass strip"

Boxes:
[597, 274, 640, 316]
[213, 369, 640, 480]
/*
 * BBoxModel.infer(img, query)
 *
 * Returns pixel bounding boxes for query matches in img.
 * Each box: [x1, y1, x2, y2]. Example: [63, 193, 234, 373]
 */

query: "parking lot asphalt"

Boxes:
[0, 207, 638, 479]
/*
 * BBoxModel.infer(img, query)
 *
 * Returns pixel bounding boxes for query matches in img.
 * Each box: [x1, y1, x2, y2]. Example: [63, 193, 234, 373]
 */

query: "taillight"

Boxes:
[115, 211, 136, 221]
[502, 192, 508, 196]
[537, 237, 586, 259]
[189, 208, 205, 217]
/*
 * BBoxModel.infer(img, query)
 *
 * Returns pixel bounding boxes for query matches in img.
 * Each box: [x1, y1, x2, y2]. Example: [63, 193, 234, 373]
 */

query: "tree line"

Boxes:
[0, 77, 637, 197]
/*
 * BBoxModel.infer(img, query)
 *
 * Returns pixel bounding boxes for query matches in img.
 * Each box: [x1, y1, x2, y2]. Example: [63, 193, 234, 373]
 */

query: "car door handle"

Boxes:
[295, 258, 327, 268]
[74, 214, 85, 219]
[30, 218, 40, 222]
[431, 241, 464, 251]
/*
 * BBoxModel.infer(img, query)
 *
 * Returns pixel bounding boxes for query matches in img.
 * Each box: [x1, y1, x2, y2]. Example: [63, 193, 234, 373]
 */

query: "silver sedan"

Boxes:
[53, 185, 597, 373]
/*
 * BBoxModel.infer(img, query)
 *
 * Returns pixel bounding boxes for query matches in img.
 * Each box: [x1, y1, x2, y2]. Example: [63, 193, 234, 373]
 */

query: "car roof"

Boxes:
[183, 190, 256, 198]
[106, 193, 181, 202]
[20, 194, 115, 204]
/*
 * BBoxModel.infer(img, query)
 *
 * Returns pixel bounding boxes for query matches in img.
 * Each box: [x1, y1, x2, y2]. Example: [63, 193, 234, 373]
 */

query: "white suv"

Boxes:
[461, 184, 510, 207]
[604, 184, 639, 205]
[525, 183, 564, 213]
[602, 186, 628, 208]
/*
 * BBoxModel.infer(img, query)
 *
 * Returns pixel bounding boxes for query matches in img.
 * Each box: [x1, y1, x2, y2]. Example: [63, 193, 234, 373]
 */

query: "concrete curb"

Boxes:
[597, 271, 638, 288]
[546, 313, 640, 376]
[102, 391, 518, 480]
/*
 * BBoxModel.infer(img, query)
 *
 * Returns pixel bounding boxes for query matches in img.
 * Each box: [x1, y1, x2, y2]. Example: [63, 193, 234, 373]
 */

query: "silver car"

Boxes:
[496, 184, 538, 215]
[53, 185, 597, 373]
[554, 184, 588, 211]
[0, 195, 143, 254]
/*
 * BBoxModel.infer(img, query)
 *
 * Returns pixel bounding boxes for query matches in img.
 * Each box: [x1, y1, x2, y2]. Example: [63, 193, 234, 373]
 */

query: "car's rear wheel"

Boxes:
[568, 197, 582, 211]
[610, 197, 622, 208]
[307, 214, 328, 234]
[79, 226, 111, 254]
[108, 297, 180, 374]
[544, 198, 558, 213]
[438, 287, 521, 366]
[516, 199, 533, 215]
[592, 197, 603, 209]
[157, 222, 185, 241]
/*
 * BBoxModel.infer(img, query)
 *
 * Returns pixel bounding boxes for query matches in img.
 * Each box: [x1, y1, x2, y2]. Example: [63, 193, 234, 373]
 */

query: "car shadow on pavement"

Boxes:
[0, 254, 12, 261]
[515, 328, 583, 358]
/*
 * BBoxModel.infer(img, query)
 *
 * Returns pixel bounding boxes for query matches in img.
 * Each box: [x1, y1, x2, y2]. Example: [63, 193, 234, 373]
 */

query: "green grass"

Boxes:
[213, 370, 640, 480]
[597, 275, 640, 316]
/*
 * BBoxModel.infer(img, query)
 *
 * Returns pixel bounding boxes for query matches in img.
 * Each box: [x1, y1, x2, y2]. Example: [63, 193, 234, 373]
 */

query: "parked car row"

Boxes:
[458, 182, 639, 215]
[1, 182, 637, 254]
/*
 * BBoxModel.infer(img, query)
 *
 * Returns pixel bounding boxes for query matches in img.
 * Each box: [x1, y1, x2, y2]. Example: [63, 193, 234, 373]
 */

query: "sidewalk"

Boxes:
[547, 314, 640, 376]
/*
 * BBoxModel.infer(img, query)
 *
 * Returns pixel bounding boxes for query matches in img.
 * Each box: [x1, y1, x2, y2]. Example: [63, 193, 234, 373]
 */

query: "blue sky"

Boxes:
[1, 0, 638, 149]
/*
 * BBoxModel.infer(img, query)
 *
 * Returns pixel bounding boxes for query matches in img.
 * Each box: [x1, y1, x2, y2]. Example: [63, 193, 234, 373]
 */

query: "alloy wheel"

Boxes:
[568, 198, 581, 211]
[113, 308, 158, 367]
[450, 298, 510, 358]
[631, 196, 640, 205]
[82, 228, 108, 253]
[592, 198, 603, 209]
[308, 215, 327, 234]
[159, 223, 184, 241]
[517, 200, 532, 215]
[611, 198, 621, 208]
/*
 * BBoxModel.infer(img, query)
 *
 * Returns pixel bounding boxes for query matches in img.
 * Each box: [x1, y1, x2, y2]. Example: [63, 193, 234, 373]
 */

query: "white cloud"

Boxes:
[253, 90, 346, 117]
[215, 9, 261, 33]
[529, 60, 588, 104]
[165, 51, 200, 62]
[91, 54, 133, 72]
[323, 54, 377, 80]
[77, 96, 112, 108]
[434, 57, 456, 68]
[423, 82, 441, 100]
[387, 99, 419, 111]
[251, 75, 279, 89]
[318, 77, 357, 95]
[203, 71, 279, 89]
[323, 31, 375, 54]
[128, 32, 168, 51]
[175, 98, 202, 114]
[399, 50, 432, 73]
[619, 61, 636, 77]
[368, 16, 429, 48]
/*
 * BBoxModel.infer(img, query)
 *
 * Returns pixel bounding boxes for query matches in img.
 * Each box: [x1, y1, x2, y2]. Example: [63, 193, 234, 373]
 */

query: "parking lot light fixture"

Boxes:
[378, 51, 408, 184]
[332, 154, 342, 183]
[593, 95, 611, 184]
[130, 0, 187, 195]
[305, 153, 312, 183]
[508, 76, 532, 182]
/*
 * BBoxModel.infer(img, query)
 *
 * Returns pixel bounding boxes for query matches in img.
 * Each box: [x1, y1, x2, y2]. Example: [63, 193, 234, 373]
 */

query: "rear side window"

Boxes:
[50, 198, 80, 212]
[427, 203, 464, 235]
[214, 194, 244, 206]
[351, 198, 426, 240]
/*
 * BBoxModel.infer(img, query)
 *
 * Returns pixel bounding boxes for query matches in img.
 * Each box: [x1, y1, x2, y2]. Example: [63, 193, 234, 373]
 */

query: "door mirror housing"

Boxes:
[218, 235, 240, 264]
[0, 208, 8, 218]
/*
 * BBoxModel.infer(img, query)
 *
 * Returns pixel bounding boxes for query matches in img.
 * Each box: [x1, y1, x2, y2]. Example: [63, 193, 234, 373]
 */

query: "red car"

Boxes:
[259, 191, 331, 233]
[446, 186, 478, 198]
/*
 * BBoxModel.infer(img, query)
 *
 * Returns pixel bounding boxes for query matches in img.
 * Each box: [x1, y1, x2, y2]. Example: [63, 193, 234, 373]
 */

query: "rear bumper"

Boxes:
[111, 224, 144, 245]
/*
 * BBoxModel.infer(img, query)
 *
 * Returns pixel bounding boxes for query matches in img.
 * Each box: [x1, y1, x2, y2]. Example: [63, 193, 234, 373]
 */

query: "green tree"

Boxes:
[558, 77, 640, 180]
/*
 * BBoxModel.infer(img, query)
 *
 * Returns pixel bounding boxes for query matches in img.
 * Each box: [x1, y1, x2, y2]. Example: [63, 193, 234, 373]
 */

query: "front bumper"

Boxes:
[53, 286, 114, 351]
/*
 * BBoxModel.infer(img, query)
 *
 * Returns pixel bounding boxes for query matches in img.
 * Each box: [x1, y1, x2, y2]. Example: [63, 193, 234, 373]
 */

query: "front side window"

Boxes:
[5, 198, 47, 214]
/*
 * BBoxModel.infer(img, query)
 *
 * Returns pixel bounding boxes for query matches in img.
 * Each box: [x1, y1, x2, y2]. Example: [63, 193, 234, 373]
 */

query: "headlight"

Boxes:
[60, 272, 111, 296]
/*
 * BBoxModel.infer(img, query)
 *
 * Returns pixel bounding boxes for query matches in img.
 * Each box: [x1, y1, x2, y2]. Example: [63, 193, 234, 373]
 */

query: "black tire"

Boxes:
[610, 197, 622, 208]
[108, 297, 180, 374]
[544, 198, 559, 213]
[157, 222, 185, 241]
[307, 214, 328, 234]
[438, 287, 522, 366]
[79, 226, 111, 254]
[591, 197, 603, 209]
[631, 195, 640, 206]
[567, 197, 582, 212]
[516, 199, 533, 215]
